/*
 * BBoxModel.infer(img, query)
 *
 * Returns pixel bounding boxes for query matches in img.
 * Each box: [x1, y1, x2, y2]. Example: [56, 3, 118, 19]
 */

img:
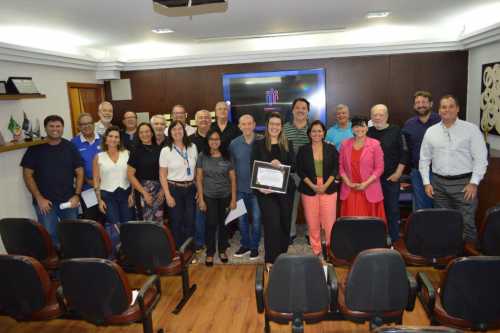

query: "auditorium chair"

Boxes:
[58, 219, 113, 259]
[0, 218, 59, 271]
[119, 221, 197, 314]
[417, 256, 500, 331]
[59, 258, 162, 333]
[255, 254, 337, 333]
[326, 216, 387, 266]
[338, 249, 417, 330]
[0, 254, 62, 321]
[465, 205, 500, 256]
[394, 209, 463, 267]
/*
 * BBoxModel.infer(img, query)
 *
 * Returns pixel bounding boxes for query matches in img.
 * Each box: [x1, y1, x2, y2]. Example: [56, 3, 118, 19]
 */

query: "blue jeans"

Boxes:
[195, 207, 206, 247]
[34, 201, 78, 248]
[238, 191, 261, 250]
[410, 168, 433, 210]
[381, 178, 401, 242]
[100, 188, 133, 225]
[168, 184, 196, 248]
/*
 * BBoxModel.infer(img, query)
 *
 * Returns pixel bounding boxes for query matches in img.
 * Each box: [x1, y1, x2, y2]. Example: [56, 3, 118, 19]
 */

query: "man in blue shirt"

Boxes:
[229, 114, 262, 260]
[402, 90, 440, 210]
[71, 113, 102, 220]
[325, 104, 353, 151]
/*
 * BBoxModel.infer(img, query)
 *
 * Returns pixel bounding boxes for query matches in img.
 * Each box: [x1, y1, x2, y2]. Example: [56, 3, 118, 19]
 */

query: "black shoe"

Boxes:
[305, 235, 310, 245]
[205, 256, 214, 267]
[233, 246, 250, 257]
[195, 245, 205, 253]
[219, 252, 229, 263]
[249, 249, 259, 260]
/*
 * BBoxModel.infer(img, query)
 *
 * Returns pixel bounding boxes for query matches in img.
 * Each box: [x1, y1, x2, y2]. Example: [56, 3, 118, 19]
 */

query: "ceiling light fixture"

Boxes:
[366, 11, 391, 19]
[151, 27, 174, 34]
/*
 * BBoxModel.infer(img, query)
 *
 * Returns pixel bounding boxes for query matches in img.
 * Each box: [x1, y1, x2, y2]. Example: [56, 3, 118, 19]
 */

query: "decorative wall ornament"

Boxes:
[480, 62, 500, 137]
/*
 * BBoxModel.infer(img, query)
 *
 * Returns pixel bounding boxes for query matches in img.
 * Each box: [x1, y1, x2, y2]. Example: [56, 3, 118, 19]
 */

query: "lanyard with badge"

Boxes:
[173, 145, 191, 176]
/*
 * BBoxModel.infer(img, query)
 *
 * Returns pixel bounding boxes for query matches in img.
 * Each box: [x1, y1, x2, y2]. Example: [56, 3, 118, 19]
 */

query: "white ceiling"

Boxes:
[1, 0, 500, 63]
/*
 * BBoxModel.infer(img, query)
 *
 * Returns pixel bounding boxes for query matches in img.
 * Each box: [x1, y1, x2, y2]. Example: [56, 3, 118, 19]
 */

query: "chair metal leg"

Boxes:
[292, 313, 304, 333]
[172, 268, 197, 314]
[142, 313, 153, 333]
[264, 313, 270, 333]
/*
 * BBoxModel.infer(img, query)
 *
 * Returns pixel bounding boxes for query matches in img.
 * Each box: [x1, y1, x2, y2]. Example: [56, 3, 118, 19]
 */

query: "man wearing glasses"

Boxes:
[165, 104, 196, 137]
[71, 112, 102, 220]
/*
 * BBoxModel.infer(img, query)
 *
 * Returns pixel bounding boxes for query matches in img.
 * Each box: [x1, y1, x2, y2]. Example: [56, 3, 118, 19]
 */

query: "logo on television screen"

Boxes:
[265, 88, 279, 105]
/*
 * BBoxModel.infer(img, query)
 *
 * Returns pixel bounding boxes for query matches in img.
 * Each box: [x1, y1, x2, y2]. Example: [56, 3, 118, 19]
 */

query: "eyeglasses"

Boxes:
[79, 122, 93, 127]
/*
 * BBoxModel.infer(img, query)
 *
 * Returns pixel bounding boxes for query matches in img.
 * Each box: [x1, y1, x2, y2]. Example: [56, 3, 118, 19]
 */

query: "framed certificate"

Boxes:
[251, 160, 291, 194]
[6, 77, 39, 94]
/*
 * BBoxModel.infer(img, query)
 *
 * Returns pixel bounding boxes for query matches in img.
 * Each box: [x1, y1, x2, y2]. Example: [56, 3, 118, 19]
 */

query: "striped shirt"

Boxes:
[283, 121, 309, 151]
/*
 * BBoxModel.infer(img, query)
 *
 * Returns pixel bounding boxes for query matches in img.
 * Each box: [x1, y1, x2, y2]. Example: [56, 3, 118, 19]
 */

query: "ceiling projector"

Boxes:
[153, 0, 228, 16]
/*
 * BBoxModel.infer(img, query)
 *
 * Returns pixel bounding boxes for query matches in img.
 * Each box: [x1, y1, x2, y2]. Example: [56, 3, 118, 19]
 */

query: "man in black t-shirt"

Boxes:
[20, 115, 84, 247]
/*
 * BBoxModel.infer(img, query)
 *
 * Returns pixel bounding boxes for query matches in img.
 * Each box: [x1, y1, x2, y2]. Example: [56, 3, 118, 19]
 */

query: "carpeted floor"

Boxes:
[192, 224, 314, 265]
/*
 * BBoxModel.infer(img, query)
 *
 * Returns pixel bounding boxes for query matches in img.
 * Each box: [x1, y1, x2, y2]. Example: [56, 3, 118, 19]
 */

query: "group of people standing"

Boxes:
[20, 90, 488, 268]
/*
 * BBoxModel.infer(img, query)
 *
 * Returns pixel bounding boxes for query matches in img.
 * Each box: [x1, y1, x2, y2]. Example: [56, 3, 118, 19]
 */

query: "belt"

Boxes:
[432, 172, 472, 180]
[168, 180, 194, 187]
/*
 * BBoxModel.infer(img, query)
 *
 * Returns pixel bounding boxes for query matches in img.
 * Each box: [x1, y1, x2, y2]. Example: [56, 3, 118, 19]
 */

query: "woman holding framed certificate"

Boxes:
[251, 112, 295, 270]
[338, 116, 386, 222]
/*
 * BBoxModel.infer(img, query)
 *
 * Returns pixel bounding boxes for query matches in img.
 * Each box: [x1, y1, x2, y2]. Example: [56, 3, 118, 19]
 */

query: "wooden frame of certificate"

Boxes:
[250, 160, 291, 194]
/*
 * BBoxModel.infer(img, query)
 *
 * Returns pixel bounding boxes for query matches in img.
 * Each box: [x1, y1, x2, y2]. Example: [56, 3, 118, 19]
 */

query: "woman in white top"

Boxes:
[159, 120, 198, 248]
[93, 126, 133, 225]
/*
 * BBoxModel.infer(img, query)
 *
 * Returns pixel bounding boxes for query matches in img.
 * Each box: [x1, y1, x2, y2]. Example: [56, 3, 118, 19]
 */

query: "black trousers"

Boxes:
[205, 196, 230, 256]
[257, 192, 293, 263]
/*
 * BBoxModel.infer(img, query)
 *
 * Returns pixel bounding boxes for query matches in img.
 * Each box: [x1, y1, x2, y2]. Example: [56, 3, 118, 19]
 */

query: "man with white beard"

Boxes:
[94, 101, 114, 136]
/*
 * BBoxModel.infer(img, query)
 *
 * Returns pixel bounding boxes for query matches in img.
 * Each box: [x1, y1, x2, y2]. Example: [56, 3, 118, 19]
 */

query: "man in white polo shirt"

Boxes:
[419, 94, 488, 244]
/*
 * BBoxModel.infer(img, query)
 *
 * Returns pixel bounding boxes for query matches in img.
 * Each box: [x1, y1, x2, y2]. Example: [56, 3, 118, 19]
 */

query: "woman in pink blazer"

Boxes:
[339, 116, 386, 222]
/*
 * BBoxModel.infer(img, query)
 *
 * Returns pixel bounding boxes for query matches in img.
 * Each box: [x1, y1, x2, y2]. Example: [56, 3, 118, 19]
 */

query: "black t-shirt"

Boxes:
[211, 121, 241, 154]
[189, 131, 209, 155]
[20, 139, 83, 202]
[367, 124, 409, 178]
[127, 143, 161, 181]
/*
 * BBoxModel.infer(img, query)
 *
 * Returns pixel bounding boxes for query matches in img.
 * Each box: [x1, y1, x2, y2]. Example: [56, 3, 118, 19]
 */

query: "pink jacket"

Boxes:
[339, 137, 384, 203]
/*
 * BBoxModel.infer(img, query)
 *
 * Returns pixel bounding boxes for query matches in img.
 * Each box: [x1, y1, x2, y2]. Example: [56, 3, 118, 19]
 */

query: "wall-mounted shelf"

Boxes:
[0, 139, 46, 154]
[0, 94, 46, 100]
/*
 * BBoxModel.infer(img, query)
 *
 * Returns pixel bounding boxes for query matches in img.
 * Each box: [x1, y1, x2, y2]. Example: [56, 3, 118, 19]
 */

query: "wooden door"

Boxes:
[67, 82, 105, 135]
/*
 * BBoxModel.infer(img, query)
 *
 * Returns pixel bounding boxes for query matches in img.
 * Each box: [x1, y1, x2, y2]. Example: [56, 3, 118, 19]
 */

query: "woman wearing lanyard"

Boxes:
[196, 129, 237, 266]
[127, 122, 164, 223]
[159, 120, 198, 248]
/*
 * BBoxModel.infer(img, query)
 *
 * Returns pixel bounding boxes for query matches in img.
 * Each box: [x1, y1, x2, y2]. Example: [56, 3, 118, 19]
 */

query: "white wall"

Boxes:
[0, 61, 98, 253]
[467, 40, 500, 151]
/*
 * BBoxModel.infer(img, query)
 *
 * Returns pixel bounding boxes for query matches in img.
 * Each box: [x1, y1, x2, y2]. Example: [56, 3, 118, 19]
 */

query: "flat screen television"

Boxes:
[222, 68, 326, 130]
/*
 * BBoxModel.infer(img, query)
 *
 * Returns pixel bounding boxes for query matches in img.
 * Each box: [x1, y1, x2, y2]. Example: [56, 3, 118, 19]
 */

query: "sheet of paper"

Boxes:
[131, 290, 139, 305]
[256, 167, 283, 188]
[81, 188, 98, 208]
[225, 199, 247, 225]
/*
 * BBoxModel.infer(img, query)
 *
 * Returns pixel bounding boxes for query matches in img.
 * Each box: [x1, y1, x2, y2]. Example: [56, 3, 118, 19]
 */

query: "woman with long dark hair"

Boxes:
[251, 112, 295, 270]
[128, 122, 164, 223]
[159, 120, 198, 247]
[196, 128, 237, 266]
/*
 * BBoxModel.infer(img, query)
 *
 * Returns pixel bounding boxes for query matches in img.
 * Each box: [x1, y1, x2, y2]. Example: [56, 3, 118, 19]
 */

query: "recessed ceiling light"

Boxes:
[151, 27, 174, 34]
[366, 11, 391, 19]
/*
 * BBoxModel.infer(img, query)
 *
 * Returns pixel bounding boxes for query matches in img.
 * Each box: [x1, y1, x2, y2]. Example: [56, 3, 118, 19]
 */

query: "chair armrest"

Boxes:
[136, 274, 161, 314]
[255, 265, 265, 313]
[56, 285, 68, 313]
[179, 237, 194, 255]
[326, 264, 338, 312]
[464, 242, 481, 256]
[406, 271, 417, 311]
[416, 272, 435, 313]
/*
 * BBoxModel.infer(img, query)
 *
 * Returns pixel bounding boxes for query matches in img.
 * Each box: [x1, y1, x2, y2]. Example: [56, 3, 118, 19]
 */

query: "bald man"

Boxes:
[121, 110, 137, 149]
[211, 101, 241, 154]
[229, 114, 262, 259]
[367, 104, 409, 243]
[165, 104, 196, 137]
[94, 101, 113, 136]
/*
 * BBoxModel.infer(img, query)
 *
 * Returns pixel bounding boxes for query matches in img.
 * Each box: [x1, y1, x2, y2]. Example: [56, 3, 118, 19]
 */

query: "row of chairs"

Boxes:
[0, 219, 199, 332]
[257, 250, 500, 332]
[327, 207, 500, 267]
